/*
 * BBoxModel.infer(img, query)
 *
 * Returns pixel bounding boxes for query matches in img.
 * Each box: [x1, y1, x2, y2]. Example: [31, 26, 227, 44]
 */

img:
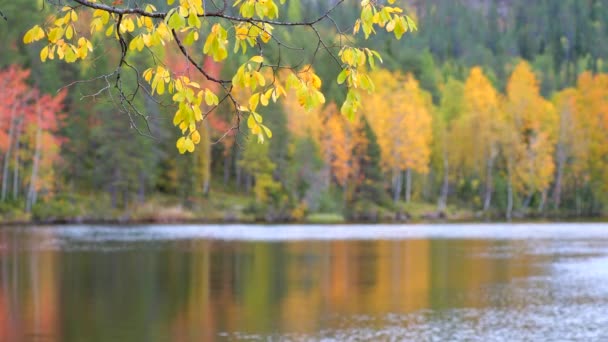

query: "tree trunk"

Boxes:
[2, 104, 17, 201]
[235, 148, 242, 190]
[342, 181, 348, 207]
[423, 169, 433, 201]
[506, 176, 513, 222]
[483, 153, 495, 212]
[12, 117, 23, 200]
[123, 189, 129, 211]
[437, 152, 449, 212]
[223, 151, 231, 186]
[201, 121, 211, 195]
[26, 104, 43, 212]
[138, 171, 145, 204]
[552, 146, 566, 210]
[575, 181, 581, 216]
[110, 168, 119, 208]
[522, 192, 533, 210]
[538, 189, 547, 213]
[245, 173, 252, 194]
[392, 168, 402, 203]
[405, 169, 412, 203]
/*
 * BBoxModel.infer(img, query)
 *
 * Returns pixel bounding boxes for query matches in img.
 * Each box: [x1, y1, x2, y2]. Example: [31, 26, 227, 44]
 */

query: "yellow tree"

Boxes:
[320, 103, 352, 190]
[552, 88, 587, 210]
[459, 67, 502, 212]
[281, 73, 322, 144]
[363, 70, 433, 203]
[574, 72, 608, 198]
[504, 61, 557, 216]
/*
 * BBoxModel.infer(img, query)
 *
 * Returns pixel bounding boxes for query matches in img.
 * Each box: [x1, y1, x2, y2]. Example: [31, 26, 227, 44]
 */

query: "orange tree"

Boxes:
[22, 0, 417, 152]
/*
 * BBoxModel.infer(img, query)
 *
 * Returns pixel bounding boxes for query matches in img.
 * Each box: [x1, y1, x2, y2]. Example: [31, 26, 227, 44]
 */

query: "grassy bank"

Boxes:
[2, 190, 599, 225]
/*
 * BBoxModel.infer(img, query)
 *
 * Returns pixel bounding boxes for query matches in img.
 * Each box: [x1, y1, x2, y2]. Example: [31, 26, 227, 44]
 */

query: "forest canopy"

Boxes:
[2, 0, 608, 223]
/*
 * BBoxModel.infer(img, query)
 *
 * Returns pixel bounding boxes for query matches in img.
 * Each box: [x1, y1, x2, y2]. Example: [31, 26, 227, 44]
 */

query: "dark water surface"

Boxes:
[1, 223, 607, 341]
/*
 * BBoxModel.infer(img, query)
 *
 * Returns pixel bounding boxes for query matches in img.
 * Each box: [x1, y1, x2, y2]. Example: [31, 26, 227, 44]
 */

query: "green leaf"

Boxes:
[337, 68, 349, 84]
[167, 11, 185, 30]
[204, 89, 219, 106]
[261, 124, 272, 138]
[183, 30, 197, 46]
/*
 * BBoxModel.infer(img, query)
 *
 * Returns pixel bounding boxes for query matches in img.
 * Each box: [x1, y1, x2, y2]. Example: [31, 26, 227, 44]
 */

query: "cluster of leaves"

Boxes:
[355, 0, 417, 39]
[22, 0, 416, 153]
[23, 6, 93, 63]
[339, 0, 417, 119]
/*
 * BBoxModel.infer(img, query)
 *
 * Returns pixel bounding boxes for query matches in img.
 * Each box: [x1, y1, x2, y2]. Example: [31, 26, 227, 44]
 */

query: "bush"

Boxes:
[31, 193, 114, 222]
[305, 212, 345, 224]
[31, 198, 81, 222]
[347, 200, 385, 222]
[315, 189, 344, 214]
[0, 200, 28, 222]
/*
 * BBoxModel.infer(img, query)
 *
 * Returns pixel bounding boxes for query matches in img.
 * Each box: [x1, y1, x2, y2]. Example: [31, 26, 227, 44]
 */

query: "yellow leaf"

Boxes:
[40, 46, 49, 62]
[176, 137, 187, 153]
[260, 30, 271, 43]
[23, 25, 45, 44]
[249, 93, 260, 111]
[251, 124, 261, 135]
[185, 138, 195, 152]
[48, 27, 64, 43]
[255, 72, 266, 86]
[191, 130, 201, 144]
[143, 68, 153, 82]
[179, 121, 188, 133]
[157, 80, 165, 95]
[204, 89, 218, 106]
[250, 55, 264, 64]
[247, 114, 256, 129]
[261, 124, 272, 138]
[311, 74, 322, 89]
[66, 25, 74, 40]
[261, 88, 272, 106]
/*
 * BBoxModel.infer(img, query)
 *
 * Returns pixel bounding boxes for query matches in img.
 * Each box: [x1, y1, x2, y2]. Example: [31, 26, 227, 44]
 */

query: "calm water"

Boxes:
[1, 223, 608, 341]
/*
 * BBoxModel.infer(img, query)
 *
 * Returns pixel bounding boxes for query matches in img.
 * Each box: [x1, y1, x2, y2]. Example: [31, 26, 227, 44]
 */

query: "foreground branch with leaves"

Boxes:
[23, 0, 416, 152]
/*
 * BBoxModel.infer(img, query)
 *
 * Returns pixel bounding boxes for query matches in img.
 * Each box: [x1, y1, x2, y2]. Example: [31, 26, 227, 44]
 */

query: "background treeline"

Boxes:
[1, 0, 608, 222]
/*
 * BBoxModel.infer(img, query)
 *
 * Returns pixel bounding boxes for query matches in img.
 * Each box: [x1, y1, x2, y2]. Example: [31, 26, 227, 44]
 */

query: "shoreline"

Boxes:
[1, 215, 606, 226]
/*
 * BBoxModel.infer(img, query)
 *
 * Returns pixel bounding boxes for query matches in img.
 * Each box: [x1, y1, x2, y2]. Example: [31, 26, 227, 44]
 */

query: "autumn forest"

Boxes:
[1, 0, 608, 223]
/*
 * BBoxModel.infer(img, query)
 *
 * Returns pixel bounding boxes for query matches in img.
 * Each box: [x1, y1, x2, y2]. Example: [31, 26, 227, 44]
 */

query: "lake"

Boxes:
[1, 223, 608, 341]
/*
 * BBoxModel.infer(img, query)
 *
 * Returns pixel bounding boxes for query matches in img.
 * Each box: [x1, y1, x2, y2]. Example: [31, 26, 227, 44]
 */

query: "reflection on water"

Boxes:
[0, 224, 607, 341]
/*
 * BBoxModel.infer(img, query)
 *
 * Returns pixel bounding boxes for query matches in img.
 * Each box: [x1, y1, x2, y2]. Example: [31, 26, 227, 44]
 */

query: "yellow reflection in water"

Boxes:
[0, 230, 541, 341]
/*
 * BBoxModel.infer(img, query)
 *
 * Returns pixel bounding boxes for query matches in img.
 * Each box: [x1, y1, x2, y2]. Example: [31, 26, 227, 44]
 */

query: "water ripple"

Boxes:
[16, 222, 608, 243]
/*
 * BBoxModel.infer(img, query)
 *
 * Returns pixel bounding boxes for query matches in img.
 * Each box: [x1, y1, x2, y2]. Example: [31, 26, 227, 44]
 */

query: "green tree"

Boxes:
[350, 116, 389, 216]
[434, 78, 464, 212]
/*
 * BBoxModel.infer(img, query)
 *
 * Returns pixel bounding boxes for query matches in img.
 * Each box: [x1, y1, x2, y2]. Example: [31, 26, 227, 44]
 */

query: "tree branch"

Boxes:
[70, 0, 344, 26]
[171, 29, 231, 84]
